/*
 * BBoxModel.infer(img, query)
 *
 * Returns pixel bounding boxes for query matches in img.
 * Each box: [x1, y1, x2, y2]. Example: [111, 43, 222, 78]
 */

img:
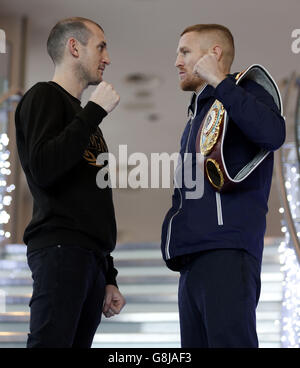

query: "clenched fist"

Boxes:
[89, 81, 120, 113]
[102, 285, 126, 318]
[193, 53, 226, 88]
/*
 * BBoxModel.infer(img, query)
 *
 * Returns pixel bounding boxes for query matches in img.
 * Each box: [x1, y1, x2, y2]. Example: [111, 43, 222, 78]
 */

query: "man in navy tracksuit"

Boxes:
[161, 24, 285, 348]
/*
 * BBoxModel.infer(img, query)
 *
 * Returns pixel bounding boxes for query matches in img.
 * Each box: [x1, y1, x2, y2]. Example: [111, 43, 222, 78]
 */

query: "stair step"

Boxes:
[0, 330, 282, 346]
[3, 242, 162, 254]
[0, 288, 282, 305]
[3, 242, 281, 252]
[1, 290, 282, 306]
[0, 258, 168, 269]
[0, 240, 285, 348]
[0, 268, 284, 282]
[0, 260, 28, 270]
[0, 275, 181, 287]
[0, 321, 280, 335]
[0, 310, 281, 323]
[0, 331, 27, 343]
[0, 274, 283, 287]
[0, 301, 279, 315]
[0, 259, 284, 272]
[1, 243, 281, 262]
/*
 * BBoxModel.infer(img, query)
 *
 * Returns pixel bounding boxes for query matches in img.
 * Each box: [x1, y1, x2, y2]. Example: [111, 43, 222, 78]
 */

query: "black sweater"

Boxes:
[15, 81, 118, 286]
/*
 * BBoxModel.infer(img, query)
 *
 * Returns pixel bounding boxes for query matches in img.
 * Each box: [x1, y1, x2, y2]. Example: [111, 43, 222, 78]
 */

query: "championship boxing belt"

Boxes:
[195, 64, 283, 192]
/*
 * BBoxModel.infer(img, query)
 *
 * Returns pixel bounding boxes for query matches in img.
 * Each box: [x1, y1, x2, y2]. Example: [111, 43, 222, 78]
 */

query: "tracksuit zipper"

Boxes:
[165, 117, 193, 260]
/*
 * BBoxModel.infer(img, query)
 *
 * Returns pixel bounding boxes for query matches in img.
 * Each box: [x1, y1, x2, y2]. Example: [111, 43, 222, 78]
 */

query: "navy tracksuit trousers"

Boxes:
[178, 249, 261, 348]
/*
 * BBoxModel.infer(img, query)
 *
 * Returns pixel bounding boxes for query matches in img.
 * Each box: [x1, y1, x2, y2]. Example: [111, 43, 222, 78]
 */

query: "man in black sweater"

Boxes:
[15, 17, 125, 348]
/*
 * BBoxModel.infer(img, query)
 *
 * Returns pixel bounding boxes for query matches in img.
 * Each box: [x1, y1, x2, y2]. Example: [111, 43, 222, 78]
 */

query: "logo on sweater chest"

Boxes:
[83, 127, 108, 167]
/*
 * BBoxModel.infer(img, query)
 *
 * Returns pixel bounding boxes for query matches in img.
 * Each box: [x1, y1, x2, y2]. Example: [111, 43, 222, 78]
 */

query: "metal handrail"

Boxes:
[275, 72, 300, 263]
[294, 78, 300, 168]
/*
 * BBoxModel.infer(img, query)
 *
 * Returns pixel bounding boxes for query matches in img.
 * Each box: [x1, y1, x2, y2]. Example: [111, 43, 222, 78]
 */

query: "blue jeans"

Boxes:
[178, 249, 261, 348]
[27, 245, 106, 348]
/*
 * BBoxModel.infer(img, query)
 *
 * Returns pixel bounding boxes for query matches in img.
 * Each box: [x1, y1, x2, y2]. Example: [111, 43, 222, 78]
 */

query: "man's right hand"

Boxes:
[89, 81, 120, 113]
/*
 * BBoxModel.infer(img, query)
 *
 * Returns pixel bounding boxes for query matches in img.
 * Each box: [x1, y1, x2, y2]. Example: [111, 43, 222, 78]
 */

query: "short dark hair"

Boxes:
[47, 17, 104, 65]
[181, 24, 235, 67]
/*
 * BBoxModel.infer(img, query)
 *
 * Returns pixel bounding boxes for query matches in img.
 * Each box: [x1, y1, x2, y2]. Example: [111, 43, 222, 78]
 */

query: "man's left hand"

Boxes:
[193, 53, 227, 88]
[102, 285, 126, 318]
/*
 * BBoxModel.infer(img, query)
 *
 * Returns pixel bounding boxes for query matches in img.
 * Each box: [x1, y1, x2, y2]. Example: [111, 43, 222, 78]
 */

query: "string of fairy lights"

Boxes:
[0, 96, 18, 243]
[278, 142, 300, 348]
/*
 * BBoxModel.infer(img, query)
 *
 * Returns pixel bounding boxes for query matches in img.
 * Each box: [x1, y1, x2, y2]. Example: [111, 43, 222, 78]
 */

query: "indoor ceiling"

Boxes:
[1, 0, 299, 155]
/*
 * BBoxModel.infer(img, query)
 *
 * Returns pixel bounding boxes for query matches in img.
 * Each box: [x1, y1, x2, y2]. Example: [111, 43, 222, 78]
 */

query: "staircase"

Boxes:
[0, 241, 282, 348]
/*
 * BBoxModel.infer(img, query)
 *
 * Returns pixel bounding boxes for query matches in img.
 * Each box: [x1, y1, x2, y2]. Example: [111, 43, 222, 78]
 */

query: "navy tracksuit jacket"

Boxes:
[161, 75, 285, 270]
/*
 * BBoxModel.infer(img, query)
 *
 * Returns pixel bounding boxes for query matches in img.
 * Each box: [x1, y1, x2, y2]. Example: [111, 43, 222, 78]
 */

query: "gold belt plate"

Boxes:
[200, 99, 225, 156]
